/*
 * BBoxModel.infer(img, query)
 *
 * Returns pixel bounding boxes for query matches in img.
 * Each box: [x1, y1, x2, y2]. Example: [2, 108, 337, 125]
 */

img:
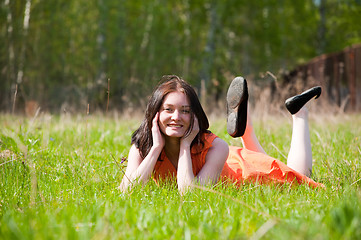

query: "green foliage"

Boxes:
[1, 1, 361, 111]
[1, 113, 361, 239]
[325, 0, 361, 52]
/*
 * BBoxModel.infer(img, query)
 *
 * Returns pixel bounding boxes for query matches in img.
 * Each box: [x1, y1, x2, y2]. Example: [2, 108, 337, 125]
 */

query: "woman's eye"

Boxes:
[182, 110, 190, 114]
[164, 108, 173, 112]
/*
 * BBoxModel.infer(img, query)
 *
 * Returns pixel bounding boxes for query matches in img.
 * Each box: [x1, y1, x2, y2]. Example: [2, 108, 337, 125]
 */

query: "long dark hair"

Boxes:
[132, 75, 210, 159]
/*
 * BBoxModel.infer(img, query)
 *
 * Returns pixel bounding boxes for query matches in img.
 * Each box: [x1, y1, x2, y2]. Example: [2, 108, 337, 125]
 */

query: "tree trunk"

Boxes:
[17, 0, 32, 85]
[317, 0, 326, 55]
[97, 0, 107, 85]
[200, 1, 217, 103]
[3, 0, 15, 112]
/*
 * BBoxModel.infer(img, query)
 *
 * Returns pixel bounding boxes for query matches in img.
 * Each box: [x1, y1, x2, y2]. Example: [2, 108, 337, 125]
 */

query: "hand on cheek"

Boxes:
[152, 112, 165, 148]
[181, 116, 199, 147]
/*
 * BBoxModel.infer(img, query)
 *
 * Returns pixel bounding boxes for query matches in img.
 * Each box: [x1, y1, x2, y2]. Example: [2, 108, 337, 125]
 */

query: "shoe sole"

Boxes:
[227, 77, 248, 137]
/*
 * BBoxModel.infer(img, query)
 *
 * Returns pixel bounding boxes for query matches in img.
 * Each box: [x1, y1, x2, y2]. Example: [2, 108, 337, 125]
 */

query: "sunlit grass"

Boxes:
[1, 113, 361, 239]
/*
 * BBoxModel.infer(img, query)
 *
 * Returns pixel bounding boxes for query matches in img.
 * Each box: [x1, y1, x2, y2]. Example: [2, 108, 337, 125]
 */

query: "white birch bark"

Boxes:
[16, 0, 32, 84]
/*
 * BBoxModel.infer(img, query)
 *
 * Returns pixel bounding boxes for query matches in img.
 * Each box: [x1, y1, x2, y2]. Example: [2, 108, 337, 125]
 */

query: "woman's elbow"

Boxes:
[178, 183, 191, 195]
[119, 178, 130, 193]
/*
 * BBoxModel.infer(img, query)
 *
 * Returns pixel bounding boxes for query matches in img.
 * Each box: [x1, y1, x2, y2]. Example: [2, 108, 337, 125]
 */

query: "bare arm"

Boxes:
[177, 118, 229, 193]
[119, 113, 164, 192]
[119, 144, 163, 192]
[177, 137, 229, 193]
[195, 137, 229, 184]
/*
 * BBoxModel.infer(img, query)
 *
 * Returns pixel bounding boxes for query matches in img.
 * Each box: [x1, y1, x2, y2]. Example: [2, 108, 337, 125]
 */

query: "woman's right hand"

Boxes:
[152, 112, 165, 149]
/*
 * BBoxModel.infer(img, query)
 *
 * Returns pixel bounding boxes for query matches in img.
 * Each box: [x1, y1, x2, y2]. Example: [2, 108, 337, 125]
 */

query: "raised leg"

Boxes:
[284, 86, 321, 177]
[286, 106, 312, 176]
[241, 106, 266, 154]
[226, 76, 266, 153]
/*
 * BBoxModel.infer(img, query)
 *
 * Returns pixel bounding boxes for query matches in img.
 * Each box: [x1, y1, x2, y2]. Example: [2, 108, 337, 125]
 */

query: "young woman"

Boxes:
[119, 75, 324, 193]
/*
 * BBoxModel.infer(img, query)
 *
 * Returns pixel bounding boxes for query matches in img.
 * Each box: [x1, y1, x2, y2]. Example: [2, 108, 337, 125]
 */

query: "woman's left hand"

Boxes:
[181, 116, 199, 147]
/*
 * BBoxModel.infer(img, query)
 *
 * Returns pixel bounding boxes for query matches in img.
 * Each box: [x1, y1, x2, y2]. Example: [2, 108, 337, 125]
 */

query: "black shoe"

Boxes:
[285, 86, 322, 114]
[227, 77, 248, 137]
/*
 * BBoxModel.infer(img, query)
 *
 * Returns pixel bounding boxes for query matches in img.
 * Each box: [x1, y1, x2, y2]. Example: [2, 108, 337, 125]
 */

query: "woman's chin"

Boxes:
[164, 130, 185, 138]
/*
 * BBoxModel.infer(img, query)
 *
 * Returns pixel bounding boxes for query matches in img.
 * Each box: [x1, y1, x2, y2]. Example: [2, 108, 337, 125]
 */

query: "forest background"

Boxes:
[1, 0, 361, 114]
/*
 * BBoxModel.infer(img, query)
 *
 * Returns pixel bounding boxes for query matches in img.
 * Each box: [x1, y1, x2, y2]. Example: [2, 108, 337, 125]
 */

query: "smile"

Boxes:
[167, 124, 183, 128]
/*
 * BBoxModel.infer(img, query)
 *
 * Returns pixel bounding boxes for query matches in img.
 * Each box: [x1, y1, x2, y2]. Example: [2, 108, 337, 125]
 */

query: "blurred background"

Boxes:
[1, 0, 361, 115]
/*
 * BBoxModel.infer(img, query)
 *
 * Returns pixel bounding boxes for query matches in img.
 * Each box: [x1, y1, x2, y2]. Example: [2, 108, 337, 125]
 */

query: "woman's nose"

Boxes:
[171, 110, 180, 120]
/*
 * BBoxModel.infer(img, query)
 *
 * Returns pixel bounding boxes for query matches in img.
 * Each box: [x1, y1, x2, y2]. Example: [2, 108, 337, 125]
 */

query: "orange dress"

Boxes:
[153, 132, 324, 188]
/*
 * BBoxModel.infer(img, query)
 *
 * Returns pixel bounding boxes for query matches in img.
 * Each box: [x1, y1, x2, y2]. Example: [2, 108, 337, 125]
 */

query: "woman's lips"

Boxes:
[167, 124, 183, 128]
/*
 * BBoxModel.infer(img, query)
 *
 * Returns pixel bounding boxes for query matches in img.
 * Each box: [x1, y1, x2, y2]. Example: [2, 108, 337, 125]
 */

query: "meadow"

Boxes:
[0, 111, 360, 239]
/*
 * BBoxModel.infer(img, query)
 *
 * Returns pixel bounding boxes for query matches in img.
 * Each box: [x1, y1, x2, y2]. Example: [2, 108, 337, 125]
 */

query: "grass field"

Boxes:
[1, 112, 361, 239]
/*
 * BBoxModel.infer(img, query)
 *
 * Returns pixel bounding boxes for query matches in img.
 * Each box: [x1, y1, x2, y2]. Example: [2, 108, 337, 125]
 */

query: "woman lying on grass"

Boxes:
[119, 75, 324, 193]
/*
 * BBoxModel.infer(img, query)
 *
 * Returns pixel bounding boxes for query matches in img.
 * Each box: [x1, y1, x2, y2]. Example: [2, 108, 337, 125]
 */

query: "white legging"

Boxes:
[241, 106, 312, 177]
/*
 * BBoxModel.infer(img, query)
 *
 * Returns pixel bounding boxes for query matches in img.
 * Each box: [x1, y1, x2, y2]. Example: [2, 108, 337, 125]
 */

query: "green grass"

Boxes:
[1, 113, 361, 239]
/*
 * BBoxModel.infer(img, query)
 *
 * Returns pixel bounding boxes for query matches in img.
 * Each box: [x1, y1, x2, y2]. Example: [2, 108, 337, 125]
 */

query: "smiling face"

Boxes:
[158, 91, 192, 138]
